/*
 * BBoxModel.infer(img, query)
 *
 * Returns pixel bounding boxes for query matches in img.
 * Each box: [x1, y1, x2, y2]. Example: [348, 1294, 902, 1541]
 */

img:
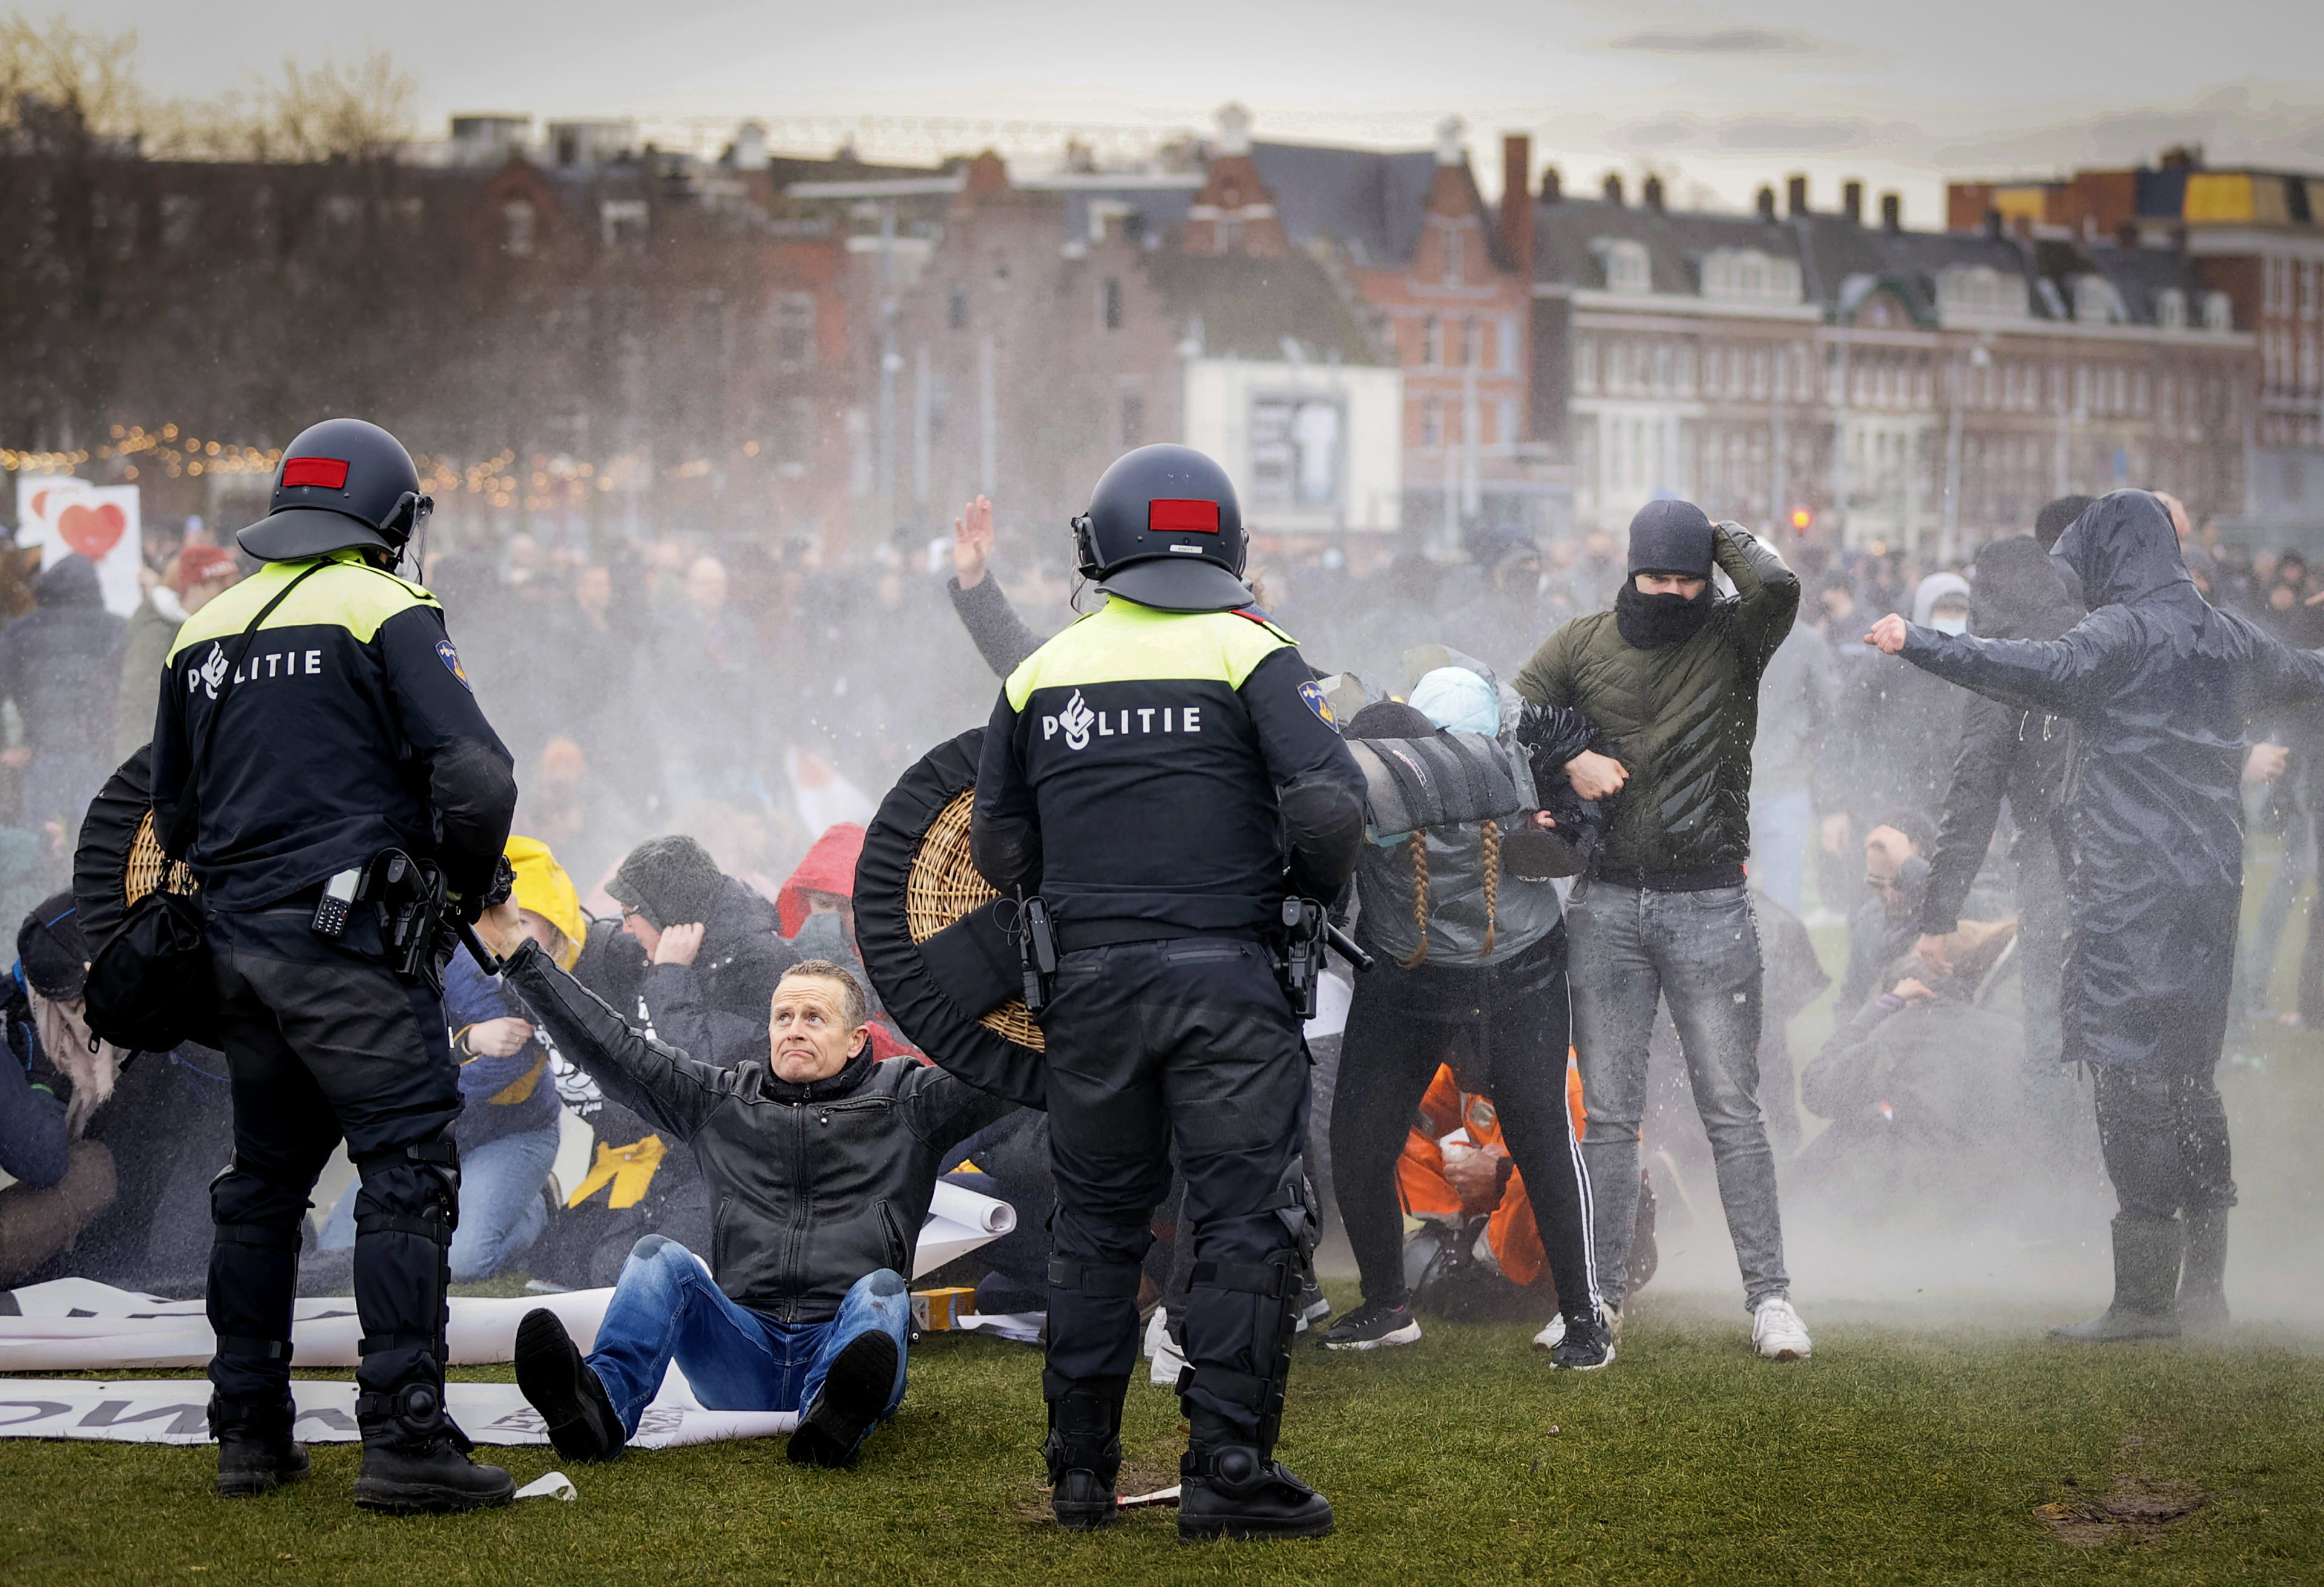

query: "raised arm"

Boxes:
[495, 938, 730, 1142]
[901, 1067, 1026, 1152]
[1713, 522, 1800, 677]
[1876, 606, 2139, 717]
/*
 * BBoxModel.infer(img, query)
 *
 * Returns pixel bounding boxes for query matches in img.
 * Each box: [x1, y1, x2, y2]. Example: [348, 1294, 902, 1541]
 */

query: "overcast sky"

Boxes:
[80, 0, 2324, 217]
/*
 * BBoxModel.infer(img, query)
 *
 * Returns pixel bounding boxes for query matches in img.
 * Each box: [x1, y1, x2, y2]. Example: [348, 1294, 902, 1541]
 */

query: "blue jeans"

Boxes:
[1567, 882, 1790, 1312]
[1749, 786, 1813, 918]
[585, 1235, 911, 1446]
[318, 1123, 559, 1281]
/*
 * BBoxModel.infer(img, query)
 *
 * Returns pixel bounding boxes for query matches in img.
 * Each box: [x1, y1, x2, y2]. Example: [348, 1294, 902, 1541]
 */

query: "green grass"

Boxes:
[7, 1300, 2323, 1585]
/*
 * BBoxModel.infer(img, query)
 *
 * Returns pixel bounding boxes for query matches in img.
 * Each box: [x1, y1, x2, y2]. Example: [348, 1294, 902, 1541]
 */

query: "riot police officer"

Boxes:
[149, 419, 519, 1511]
[972, 445, 1365, 1540]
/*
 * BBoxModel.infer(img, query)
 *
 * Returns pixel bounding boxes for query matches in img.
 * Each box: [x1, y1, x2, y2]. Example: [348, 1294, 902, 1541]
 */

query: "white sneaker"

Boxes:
[1751, 1297, 1812, 1361]
[1533, 1302, 1621, 1352]
[1144, 1310, 1186, 1387]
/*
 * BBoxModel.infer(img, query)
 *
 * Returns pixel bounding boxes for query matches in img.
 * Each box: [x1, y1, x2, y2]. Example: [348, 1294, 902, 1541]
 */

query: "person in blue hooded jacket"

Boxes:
[1867, 489, 2324, 1342]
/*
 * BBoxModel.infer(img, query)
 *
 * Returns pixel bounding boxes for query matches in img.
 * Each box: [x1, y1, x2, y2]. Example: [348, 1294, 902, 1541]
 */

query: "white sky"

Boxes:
[79, 0, 2324, 217]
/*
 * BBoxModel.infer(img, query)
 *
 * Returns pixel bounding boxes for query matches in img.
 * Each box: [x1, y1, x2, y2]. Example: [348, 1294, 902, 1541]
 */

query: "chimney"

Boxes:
[1983, 207, 2004, 240]
[1643, 174, 1665, 213]
[1540, 165, 1562, 204]
[2116, 219, 2142, 248]
[1756, 185, 1777, 222]
[1787, 174, 1808, 217]
[1603, 171, 1625, 207]
[1499, 134, 1535, 273]
[1842, 180, 1863, 224]
[1215, 102, 1253, 157]
[1880, 191, 1901, 232]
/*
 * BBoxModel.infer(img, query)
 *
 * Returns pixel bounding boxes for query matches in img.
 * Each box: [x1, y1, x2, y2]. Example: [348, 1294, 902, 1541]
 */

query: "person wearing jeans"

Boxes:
[584, 1235, 910, 1438]
[1514, 500, 1811, 1361]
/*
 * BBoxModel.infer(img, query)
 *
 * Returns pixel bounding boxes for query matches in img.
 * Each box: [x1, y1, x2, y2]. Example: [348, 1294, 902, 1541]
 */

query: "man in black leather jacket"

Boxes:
[481, 904, 1016, 1469]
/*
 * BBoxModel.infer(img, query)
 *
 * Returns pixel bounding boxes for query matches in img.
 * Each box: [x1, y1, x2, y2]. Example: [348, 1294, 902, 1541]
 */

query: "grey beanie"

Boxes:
[1627, 499, 1715, 577]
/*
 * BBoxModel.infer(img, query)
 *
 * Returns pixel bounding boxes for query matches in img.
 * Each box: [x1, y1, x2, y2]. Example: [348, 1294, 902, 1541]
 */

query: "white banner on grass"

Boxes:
[0, 1378, 795, 1447]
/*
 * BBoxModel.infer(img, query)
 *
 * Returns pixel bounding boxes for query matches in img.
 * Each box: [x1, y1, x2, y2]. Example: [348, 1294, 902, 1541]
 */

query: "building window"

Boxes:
[1421, 316, 1441, 366]
[1102, 277, 1121, 330]
[947, 283, 968, 331]
[1593, 238, 1652, 295]
[2156, 288, 2187, 331]
[2202, 291, 2233, 332]
[772, 294, 816, 372]
[1498, 318, 1519, 373]
[2071, 275, 2126, 325]
[1422, 397, 1442, 447]
[1701, 248, 1801, 304]
[1498, 398, 1518, 448]
[1250, 395, 1344, 508]
[1458, 318, 1477, 367]
[1442, 227, 1463, 284]
[502, 199, 535, 257]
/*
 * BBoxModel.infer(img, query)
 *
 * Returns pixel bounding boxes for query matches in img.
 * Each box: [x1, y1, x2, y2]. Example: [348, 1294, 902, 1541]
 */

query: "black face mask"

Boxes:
[1615, 580, 1712, 649]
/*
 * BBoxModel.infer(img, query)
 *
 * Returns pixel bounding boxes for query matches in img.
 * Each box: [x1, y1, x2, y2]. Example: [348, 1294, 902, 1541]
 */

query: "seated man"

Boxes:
[479, 900, 1016, 1469]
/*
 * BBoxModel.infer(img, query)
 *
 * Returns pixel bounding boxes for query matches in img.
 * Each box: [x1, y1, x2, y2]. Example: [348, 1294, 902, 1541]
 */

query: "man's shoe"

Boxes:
[514, 1309, 626, 1462]
[1294, 1275, 1331, 1333]
[2052, 1218, 2184, 1344]
[1751, 1297, 1813, 1361]
[1318, 1301, 1420, 1352]
[1179, 1442, 1334, 1541]
[215, 1425, 312, 1498]
[1532, 1302, 1620, 1352]
[1549, 1312, 1615, 1371]
[787, 1329, 899, 1469]
[2178, 1209, 2230, 1334]
[1045, 1385, 1124, 1531]
[353, 1440, 515, 1514]
[1053, 1469, 1117, 1531]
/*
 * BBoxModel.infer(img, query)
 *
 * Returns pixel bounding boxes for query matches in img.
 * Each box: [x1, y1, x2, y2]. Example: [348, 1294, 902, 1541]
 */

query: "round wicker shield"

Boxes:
[125, 809, 198, 908]
[856, 728, 1046, 1109]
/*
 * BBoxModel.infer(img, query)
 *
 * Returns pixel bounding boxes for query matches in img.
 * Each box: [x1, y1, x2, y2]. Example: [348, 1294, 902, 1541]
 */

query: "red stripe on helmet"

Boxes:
[1149, 498, 1219, 533]
[282, 456, 350, 490]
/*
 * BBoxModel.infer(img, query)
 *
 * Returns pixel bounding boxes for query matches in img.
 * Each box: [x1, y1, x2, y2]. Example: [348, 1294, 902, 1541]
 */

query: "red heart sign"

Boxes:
[57, 501, 125, 560]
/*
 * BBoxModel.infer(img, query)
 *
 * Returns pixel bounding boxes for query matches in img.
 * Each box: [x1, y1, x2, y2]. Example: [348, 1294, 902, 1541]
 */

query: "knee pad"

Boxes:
[353, 1133, 462, 1238]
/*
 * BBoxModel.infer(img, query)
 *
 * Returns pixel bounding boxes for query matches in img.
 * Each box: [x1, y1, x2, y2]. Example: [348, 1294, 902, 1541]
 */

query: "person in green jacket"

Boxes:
[1512, 501, 1814, 1362]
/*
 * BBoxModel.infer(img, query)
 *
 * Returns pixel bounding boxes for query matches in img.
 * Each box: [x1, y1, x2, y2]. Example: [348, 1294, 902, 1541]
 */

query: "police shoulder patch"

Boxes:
[1298, 679, 1338, 728]
[436, 639, 471, 691]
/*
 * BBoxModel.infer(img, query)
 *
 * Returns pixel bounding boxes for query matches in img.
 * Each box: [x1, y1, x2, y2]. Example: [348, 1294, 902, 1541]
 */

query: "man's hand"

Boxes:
[1564, 749, 1628, 801]
[1440, 1142, 1503, 1206]
[1914, 932, 1954, 976]
[953, 495, 995, 589]
[1891, 977, 1937, 1006]
[465, 1017, 534, 1059]
[1531, 809, 1558, 830]
[1819, 812, 1852, 856]
[1863, 613, 1909, 654]
[653, 921, 706, 967]
[476, 898, 527, 962]
[2245, 742, 2290, 784]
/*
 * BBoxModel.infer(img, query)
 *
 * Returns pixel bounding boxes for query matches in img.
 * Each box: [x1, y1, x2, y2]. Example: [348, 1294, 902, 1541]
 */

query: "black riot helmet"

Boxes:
[1071, 444, 1253, 613]
[237, 418, 432, 564]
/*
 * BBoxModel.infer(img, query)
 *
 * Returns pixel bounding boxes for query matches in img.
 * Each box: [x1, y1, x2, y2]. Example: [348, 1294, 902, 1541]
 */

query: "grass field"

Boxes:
[7, 1294, 2323, 1586]
[8, 856, 2323, 1583]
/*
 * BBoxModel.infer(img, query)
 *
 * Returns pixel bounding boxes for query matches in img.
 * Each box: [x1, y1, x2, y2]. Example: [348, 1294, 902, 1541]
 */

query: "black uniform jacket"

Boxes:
[500, 939, 1014, 1324]
[149, 551, 516, 913]
[970, 596, 1365, 936]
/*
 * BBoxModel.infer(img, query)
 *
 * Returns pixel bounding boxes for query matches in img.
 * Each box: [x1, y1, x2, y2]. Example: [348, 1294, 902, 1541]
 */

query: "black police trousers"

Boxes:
[204, 909, 461, 1435]
[2090, 998, 2237, 1226]
[1041, 936, 1310, 1441]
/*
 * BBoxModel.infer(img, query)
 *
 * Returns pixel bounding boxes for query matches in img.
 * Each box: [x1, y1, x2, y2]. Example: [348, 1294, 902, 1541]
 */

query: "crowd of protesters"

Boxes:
[1, 487, 2317, 1367]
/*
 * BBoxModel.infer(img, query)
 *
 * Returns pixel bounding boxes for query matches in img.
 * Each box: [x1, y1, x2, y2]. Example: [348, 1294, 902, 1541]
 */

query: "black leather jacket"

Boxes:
[500, 940, 1015, 1324]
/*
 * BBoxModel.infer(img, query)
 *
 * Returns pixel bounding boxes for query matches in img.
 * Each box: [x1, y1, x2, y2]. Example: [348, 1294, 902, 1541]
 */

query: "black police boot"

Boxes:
[514, 1309, 626, 1463]
[1178, 1407, 1333, 1542]
[2051, 1217, 2184, 1344]
[1043, 1384, 1125, 1531]
[210, 1395, 311, 1499]
[787, 1328, 899, 1470]
[354, 1378, 516, 1514]
[2178, 1209, 2231, 1334]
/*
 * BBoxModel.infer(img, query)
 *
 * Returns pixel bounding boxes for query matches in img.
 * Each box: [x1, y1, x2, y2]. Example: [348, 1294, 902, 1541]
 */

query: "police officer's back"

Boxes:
[152, 419, 519, 1512]
[971, 445, 1364, 1540]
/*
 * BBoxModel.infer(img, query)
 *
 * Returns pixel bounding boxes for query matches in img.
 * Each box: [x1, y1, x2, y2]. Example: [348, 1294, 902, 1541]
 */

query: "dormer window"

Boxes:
[1699, 248, 1800, 304]
[2070, 274, 2127, 325]
[2156, 288, 2187, 331]
[2202, 291, 2233, 332]
[1937, 264, 2030, 321]
[1593, 238, 1652, 295]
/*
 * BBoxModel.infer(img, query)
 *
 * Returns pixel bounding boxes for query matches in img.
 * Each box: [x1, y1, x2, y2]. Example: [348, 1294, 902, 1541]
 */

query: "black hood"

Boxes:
[2050, 490, 2191, 611]
[34, 554, 103, 610]
[1970, 535, 2084, 642]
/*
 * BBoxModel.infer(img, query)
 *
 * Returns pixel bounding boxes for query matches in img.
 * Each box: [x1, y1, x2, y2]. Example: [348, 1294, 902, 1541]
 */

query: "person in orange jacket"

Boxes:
[1397, 1062, 1587, 1289]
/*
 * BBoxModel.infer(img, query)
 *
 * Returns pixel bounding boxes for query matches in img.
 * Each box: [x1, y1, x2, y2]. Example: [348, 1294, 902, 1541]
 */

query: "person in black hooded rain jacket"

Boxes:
[1867, 489, 2324, 1343]
[0, 554, 126, 834]
[1913, 530, 2086, 1076]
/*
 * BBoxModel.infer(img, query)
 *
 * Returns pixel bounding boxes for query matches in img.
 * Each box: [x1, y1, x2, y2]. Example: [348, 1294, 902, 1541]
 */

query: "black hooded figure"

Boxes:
[1880, 490, 2324, 1341]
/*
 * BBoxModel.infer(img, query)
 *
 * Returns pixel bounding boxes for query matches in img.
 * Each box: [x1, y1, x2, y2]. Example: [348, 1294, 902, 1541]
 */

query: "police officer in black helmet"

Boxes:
[150, 418, 518, 1511]
[972, 445, 1365, 1540]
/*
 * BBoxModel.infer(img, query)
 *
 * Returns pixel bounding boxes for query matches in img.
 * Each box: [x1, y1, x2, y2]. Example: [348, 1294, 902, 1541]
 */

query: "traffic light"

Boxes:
[1788, 508, 1813, 534]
